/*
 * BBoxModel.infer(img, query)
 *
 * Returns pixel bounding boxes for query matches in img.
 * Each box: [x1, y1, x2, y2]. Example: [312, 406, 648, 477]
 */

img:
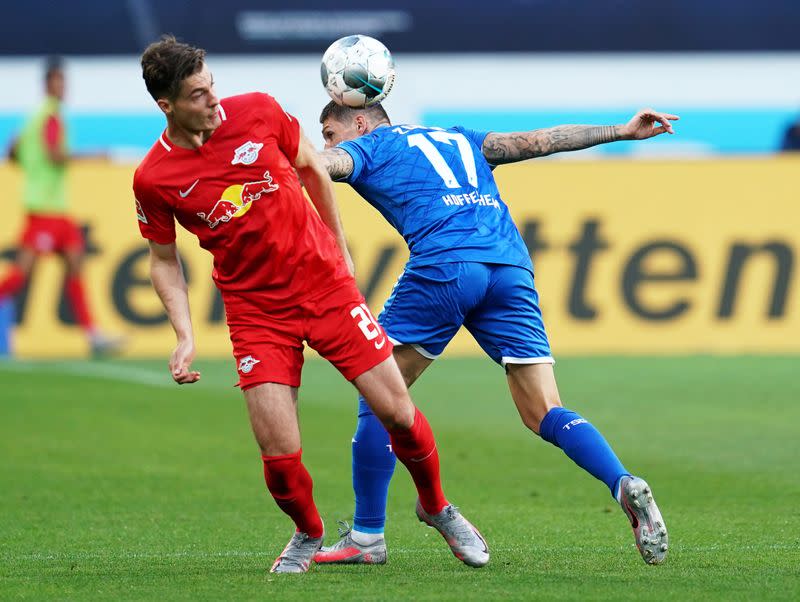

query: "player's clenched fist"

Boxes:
[169, 338, 201, 385]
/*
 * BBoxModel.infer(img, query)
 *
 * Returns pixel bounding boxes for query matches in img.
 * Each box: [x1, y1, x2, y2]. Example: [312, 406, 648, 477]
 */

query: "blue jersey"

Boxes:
[338, 124, 532, 272]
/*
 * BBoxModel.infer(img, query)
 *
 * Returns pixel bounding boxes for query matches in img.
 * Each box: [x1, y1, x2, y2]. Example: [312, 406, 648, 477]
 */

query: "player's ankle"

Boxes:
[613, 473, 632, 502]
[350, 528, 384, 545]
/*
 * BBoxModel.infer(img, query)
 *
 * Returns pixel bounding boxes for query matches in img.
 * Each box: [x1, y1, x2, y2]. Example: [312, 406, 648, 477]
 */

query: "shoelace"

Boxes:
[276, 534, 314, 568]
[442, 506, 478, 540]
[336, 520, 352, 539]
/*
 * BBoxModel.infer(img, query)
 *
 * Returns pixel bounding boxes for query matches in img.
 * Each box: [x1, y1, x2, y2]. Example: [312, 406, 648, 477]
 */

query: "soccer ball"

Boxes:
[321, 35, 396, 108]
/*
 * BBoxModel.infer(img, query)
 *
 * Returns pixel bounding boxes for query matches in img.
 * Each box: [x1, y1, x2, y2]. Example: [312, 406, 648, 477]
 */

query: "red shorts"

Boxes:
[19, 214, 84, 254]
[223, 279, 393, 389]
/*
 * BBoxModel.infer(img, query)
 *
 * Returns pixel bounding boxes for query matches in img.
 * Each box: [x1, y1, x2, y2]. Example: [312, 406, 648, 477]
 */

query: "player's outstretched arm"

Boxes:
[295, 131, 355, 275]
[482, 108, 679, 164]
[148, 240, 200, 385]
[317, 147, 355, 181]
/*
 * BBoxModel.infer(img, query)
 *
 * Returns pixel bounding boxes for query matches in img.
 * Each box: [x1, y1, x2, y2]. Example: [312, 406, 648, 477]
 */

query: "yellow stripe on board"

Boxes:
[0, 158, 797, 357]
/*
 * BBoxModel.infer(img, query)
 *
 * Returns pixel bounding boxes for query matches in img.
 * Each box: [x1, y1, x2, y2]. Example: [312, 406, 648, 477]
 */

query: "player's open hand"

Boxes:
[169, 338, 201, 385]
[622, 109, 680, 140]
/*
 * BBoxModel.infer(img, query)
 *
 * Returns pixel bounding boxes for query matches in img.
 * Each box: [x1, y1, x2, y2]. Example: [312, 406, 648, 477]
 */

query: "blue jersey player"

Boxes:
[314, 101, 679, 567]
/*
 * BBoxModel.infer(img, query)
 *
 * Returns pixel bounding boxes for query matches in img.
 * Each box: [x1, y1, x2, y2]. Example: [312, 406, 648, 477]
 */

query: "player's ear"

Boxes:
[156, 98, 172, 117]
[354, 114, 367, 134]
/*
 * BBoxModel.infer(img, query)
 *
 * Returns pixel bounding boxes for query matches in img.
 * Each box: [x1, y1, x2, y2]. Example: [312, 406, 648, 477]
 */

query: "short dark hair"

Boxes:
[319, 100, 390, 126]
[44, 56, 63, 82]
[140, 35, 205, 101]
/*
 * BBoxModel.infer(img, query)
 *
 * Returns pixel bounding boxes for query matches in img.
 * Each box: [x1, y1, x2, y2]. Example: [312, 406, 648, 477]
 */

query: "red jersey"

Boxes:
[133, 92, 351, 305]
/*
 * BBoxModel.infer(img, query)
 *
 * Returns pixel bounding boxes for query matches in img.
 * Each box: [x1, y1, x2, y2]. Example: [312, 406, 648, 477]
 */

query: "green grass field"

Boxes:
[1, 356, 798, 600]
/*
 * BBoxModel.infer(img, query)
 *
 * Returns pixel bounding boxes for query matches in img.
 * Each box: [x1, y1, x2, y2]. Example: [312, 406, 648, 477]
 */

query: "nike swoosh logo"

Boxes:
[374, 338, 386, 349]
[179, 179, 200, 198]
[353, 74, 383, 94]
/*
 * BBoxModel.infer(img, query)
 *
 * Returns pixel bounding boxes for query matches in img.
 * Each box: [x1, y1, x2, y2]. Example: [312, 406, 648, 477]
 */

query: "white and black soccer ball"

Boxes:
[321, 34, 396, 108]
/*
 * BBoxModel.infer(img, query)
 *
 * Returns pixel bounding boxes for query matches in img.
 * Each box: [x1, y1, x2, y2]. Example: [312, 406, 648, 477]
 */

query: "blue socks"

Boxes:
[352, 396, 396, 533]
[350, 401, 627, 532]
[539, 407, 629, 497]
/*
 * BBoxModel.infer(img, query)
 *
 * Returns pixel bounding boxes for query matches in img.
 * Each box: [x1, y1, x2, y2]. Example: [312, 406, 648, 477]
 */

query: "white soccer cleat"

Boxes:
[270, 530, 325, 574]
[314, 522, 387, 565]
[415, 499, 489, 568]
[617, 476, 669, 565]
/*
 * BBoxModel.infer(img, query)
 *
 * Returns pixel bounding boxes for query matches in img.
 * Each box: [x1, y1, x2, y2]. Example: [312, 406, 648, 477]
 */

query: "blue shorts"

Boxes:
[378, 262, 553, 366]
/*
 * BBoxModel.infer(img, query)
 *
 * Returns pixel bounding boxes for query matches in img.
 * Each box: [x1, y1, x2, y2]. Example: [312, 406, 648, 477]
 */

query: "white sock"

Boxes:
[350, 529, 383, 545]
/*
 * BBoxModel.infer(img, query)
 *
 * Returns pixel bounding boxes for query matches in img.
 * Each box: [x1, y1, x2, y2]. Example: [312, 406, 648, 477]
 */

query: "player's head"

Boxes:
[44, 56, 65, 101]
[319, 101, 390, 149]
[140, 35, 221, 133]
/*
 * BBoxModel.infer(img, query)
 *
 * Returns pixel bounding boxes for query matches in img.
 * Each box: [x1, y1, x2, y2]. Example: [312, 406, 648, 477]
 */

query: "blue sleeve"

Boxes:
[452, 126, 490, 153]
[338, 135, 376, 184]
[452, 125, 496, 170]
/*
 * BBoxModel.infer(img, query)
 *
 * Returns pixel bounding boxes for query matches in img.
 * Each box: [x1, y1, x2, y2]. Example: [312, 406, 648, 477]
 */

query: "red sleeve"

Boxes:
[43, 115, 62, 153]
[258, 93, 300, 165]
[133, 170, 176, 244]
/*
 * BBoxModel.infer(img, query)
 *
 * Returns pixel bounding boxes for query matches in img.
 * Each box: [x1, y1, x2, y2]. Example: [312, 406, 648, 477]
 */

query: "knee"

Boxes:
[376, 393, 416, 431]
[518, 395, 561, 435]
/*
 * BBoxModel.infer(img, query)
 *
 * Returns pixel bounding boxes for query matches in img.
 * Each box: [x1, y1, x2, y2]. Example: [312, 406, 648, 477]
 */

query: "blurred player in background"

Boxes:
[315, 102, 679, 566]
[134, 36, 488, 574]
[0, 57, 122, 356]
[779, 117, 800, 151]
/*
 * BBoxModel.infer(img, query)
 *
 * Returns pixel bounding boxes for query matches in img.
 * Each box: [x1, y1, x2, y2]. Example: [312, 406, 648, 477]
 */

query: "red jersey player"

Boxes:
[133, 36, 488, 573]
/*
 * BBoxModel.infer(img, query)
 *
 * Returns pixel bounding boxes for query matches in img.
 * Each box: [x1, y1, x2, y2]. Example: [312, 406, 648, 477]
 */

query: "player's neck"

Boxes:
[362, 121, 390, 136]
[165, 120, 217, 150]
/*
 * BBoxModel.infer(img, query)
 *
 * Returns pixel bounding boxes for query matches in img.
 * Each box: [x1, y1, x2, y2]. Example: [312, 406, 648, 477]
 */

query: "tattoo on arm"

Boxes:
[482, 125, 622, 164]
[318, 148, 355, 180]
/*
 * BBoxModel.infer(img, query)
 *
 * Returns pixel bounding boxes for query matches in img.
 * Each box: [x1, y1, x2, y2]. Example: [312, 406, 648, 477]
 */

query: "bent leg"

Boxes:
[507, 362, 629, 497]
[245, 383, 323, 538]
[351, 345, 432, 534]
[353, 356, 447, 515]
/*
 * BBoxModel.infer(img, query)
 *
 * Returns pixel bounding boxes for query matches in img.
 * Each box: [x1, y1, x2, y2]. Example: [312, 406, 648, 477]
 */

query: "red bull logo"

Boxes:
[197, 171, 279, 229]
[242, 173, 279, 203]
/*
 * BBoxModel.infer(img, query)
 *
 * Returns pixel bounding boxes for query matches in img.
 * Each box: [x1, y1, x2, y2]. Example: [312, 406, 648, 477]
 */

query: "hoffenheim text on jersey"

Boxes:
[338, 124, 532, 272]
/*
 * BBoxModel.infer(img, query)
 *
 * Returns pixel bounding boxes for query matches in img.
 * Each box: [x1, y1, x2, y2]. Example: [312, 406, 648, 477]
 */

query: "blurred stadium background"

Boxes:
[1, 0, 798, 357]
[1, 2, 798, 600]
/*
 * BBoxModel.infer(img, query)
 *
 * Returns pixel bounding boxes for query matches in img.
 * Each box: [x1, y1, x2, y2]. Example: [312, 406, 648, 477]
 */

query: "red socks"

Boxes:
[65, 275, 94, 331]
[388, 407, 448, 515]
[261, 411, 445, 534]
[261, 450, 324, 538]
[0, 271, 97, 336]
[0, 266, 25, 299]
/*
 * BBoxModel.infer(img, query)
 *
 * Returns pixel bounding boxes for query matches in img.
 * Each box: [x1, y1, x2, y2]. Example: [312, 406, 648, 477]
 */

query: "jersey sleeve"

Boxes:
[257, 93, 301, 165]
[452, 126, 491, 152]
[132, 171, 176, 244]
[453, 125, 498, 170]
[337, 135, 377, 185]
